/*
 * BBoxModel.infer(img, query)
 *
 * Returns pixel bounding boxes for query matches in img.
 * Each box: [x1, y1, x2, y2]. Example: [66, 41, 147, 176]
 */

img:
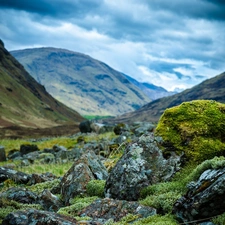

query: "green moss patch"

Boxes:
[156, 100, 225, 162]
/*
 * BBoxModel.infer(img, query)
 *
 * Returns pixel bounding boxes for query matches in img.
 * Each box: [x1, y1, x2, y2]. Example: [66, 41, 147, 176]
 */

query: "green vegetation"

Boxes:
[58, 196, 98, 217]
[82, 115, 114, 120]
[156, 100, 225, 162]
[86, 180, 105, 197]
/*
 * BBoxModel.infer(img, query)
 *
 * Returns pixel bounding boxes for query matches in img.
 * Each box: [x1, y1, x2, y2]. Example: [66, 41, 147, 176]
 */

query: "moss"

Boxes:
[110, 214, 178, 225]
[212, 212, 225, 225]
[86, 180, 105, 197]
[58, 196, 98, 217]
[140, 191, 181, 214]
[27, 179, 60, 195]
[0, 198, 42, 223]
[156, 100, 225, 162]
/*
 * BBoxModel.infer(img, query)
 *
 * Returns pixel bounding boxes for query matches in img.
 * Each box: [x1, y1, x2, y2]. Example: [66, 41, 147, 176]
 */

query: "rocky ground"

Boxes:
[1, 100, 225, 225]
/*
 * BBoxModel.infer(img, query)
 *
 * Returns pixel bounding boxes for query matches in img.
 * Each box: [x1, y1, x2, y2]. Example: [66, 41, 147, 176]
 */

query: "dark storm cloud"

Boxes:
[0, 0, 224, 91]
[0, 0, 102, 18]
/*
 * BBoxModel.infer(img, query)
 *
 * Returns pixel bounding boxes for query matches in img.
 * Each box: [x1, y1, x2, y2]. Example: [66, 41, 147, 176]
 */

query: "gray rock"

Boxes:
[105, 133, 181, 200]
[7, 149, 21, 160]
[39, 189, 63, 212]
[2, 209, 78, 225]
[29, 172, 58, 185]
[173, 167, 225, 224]
[0, 166, 31, 184]
[60, 151, 108, 205]
[78, 198, 156, 222]
[0, 187, 38, 204]
[0, 146, 6, 162]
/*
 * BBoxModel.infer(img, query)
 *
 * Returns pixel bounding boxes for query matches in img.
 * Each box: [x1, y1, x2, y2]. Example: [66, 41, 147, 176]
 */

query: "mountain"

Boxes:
[124, 74, 176, 100]
[105, 72, 225, 124]
[11, 48, 150, 116]
[0, 40, 83, 137]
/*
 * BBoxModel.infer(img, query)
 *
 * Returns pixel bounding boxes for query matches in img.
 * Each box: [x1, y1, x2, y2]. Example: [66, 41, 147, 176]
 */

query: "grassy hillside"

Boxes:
[0, 40, 83, 138]
[106, 72, 225, 123]
[11, 48, 150, 116]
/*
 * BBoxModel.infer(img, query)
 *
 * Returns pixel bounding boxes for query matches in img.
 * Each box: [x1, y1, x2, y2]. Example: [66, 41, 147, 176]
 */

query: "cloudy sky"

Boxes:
[0, 0, 225, 91]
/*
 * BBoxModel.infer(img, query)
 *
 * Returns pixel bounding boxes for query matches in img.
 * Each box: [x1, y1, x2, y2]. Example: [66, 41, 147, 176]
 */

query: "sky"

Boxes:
[0, 0, 225, 91]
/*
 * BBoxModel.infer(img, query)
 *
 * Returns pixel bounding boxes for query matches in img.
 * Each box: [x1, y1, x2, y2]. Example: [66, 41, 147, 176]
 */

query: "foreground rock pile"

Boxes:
[1, 100, 225, 224]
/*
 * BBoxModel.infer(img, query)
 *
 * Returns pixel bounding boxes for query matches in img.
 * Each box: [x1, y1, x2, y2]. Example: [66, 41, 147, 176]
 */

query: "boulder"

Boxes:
[60, 151, 108, 205]
[0, 146, 6, 162]
[105, 133, 181, 200]
[78, 198, 156, 222]
[0, 187, 38, 204]
[173, 167, 225, 223]
[39, 189, 63, 212]
[0, 167, 31, 184]
[90, 122, 114, 134]
[20, 144, 39, 156]
[2, 209, 78, 225]
[29, 172, 58, 185]
[156, 100, 225, 162]
[79, 120, 92, 133]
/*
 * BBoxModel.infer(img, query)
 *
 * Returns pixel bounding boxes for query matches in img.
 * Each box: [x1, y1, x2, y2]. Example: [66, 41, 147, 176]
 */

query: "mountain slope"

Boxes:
[0, 40, 83, 133]
[11, 48, 150, 116]
[124, 74, 176, 100]
[106, 72, 225, 123]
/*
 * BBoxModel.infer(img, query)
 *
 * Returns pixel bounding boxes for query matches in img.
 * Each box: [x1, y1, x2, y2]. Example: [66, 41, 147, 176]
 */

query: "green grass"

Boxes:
[82, 115, 114, 120]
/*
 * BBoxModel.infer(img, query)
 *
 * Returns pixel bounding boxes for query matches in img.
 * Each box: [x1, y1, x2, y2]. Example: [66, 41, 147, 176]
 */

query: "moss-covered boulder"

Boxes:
[156, 100, 225, 162]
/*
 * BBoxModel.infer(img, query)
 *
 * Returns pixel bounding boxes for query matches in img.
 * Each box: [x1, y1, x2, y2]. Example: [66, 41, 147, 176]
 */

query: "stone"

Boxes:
[39, 189, 64, 212]
[60, 151, 108, 205]
[29, 172, 58, 185]
[173, 167, 225, 224]
[2, 209, 78, 225]
[0, 187, 38, 204]
[20, 144, 39, 156]
[78, 198, 156, 222]
[0, 146, 6, 162]
[105, 133, 181, 201]
[0, 167, 31, 184]
[79, 120, 92, 133]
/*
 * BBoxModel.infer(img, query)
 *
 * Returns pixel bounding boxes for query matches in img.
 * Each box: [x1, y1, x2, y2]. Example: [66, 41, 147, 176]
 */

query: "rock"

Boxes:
[173, 167, 225, 224]
[155, 100, 225, 162]
[20, 144, 39, 156]
[105, 133, 181, 200]
[0, 146, 6, 162]
[113, 123, 130, 135]
[29, 172, 58, 185]
[0, 167, 31, 184]
[38, 153, 55, 164]
[2, 209, 78, 225]
[39, 189, 63, 212]
[90, 122, 114, 134]
[132, 122, 155, 136]
[0, 187, 38, 204]
[60, 151, 108, 205]
[79, 120, 92, 133]
[78, 198, 156, 222]
[7, 149, 22, 160]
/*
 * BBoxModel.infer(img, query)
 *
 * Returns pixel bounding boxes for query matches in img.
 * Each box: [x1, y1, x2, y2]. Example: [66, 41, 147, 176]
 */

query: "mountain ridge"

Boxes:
[105, 71, 225, 124]
[11, 47, 151, 116]
[0, 40, 84, 137]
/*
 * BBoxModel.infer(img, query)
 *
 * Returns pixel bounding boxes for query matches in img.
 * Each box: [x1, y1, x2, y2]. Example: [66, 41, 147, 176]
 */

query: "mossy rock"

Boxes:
[156, 100, 225, 162]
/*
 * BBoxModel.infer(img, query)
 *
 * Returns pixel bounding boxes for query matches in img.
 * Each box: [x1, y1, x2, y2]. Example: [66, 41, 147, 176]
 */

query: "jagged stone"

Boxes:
[173, 167, 225, 223]
[105, 133, 181, 200]
[78, 198, 156, 222]
[2, 209, 78, 225]
[0, 167, 31, 184]
[39, 189, 63, 212]
[29, 172, 58, 185]
[60, 151, 108, 205]
[0, 187, 38, 204]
